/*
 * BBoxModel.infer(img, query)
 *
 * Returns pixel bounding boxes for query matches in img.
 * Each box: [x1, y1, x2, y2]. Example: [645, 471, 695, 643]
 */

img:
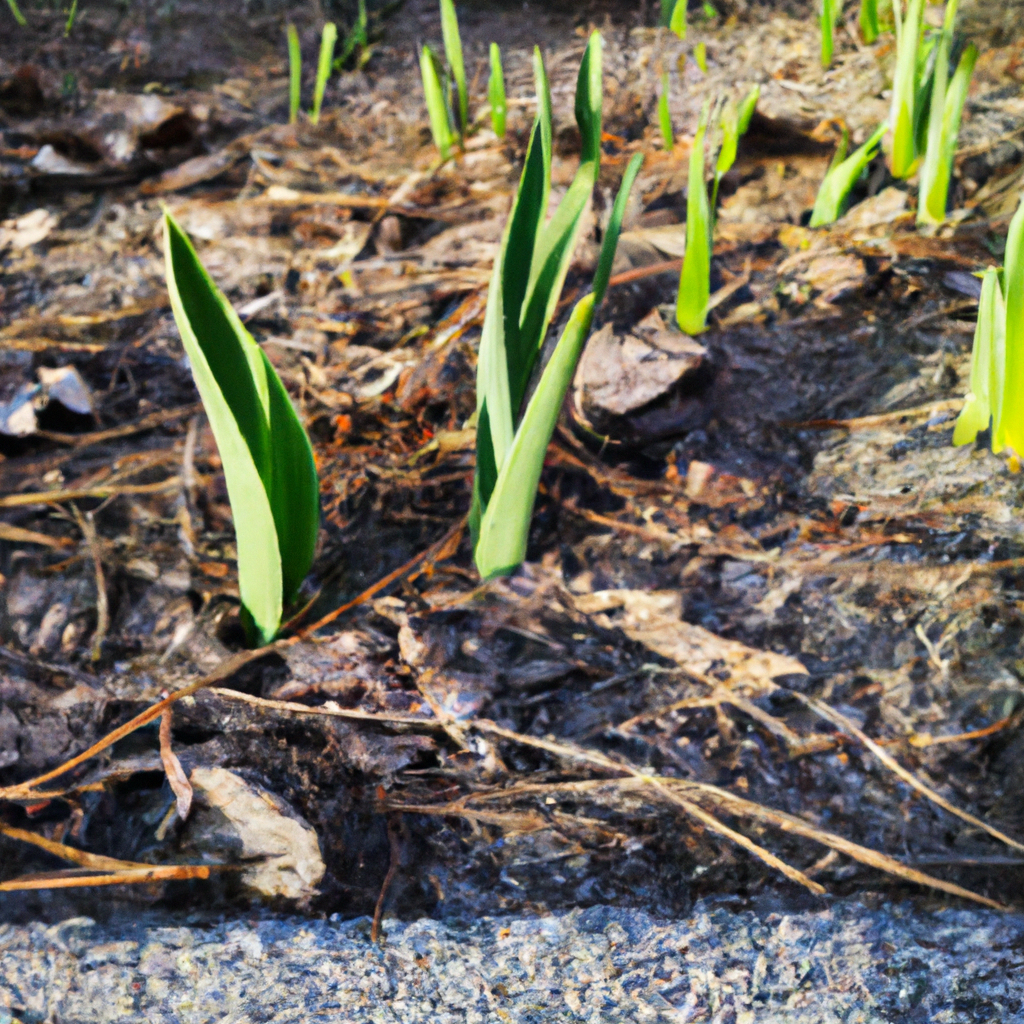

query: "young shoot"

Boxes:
[471, 34, 643, 579]
[694, 41, 708, 74]
[677, 101, 712, 336]
[440, 0, 468, 138]
[860, 0, 879, 43]
[810, 121, 887, 227]
[287, 23, 302, 125]
[4, 0, 26, 27]
[712, 84, 759, 214]
[163, 212, 320, 646]
[659, 72, 674, 151]
[310, 22, 338, 126]
[420, 45, 455, 160]
[488, 43, 507, 139]
[954, 195, 1024, 456]
[917, 37, 978, 226]
[820, 0, 840, 68]
[889, 0, 926, 179]
[669, 0, 687, 38]
[334, 0, 368, 71]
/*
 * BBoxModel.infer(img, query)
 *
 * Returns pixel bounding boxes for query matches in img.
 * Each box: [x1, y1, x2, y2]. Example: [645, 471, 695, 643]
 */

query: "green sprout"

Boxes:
[163, 212, 320, 646]
[889, 0, 926, 179]
[334, 0, 368, 71]
[953, 268, 1005, 450]
[954, 196, 1024, 456]
[677, 101, 712, 336]
[820, 0, 841, 67]
[64, 0, 79, 36]
[4, 0, 26, 26]
[809, 121, 888, 227]
[659, 72, 675, 150]
[489, 43, 507, 139]
[712, 84, 759, 215]
[860, 0, 880, 43]
[471, 34, 642, 579]
[670, 0, 687, 38]
[310, 22, 338, 126]
[421, 45, 455, 160]
[694, 41, 708, 74]
[440, 0, 468, 138]
[287, 23, 302, 125]
[917, 34, 978, 225]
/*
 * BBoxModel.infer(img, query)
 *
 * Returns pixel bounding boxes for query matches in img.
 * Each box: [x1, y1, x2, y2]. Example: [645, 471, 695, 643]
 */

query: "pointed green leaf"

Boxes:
[659, 72, 674, 150]
[575, 32, 604, 168]
[287, 23, 302, 125]
[488, 42, 507, 138]
[670, 0, 687, 39]
[421, 45, 454, 160]
[810, 121, 887, 227]
[918, 43, 977, 227]
[737, 83, 759, 134]
[953, 269, 998, 446]
[859, 0, 879, 43]
[593, 152, 645, 306]
[310, 22, 337, 125]
[890, 0, 925, 179]
[677, 103, 712, 335]
[1002, 196, 1024, 454]
[440, 0, 468, 137]
[164, 213, 321, 645]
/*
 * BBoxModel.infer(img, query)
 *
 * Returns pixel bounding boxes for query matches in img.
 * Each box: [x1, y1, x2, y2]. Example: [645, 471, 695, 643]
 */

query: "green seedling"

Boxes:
[441, 0, 468, 138]
[4, 0, 26, 26]
[334, 0, 368, 71]
[1002, 193, 1024, 454]
[472, 34, 640, 579]
[694, 41, 708, 73]
[163, 212, 320, 646]
[489, 43, 507, 138]
[810, 121, 888, 226]
[953, 268, 1006, 450]
[711, 84, 759, 214]
[860, 0, 880, 43]
[677, 101, 712, 336]
[917, 37, 978, 225]
[889, 0, 926, 178]
[287, 23, 302, 125]
[420, 45, 455, 160]
[310, 22, 338, 125]
[670, 0, 687, 38]
[659, 72, 674, 150]
[64, 0, 79, 36]
[820, 0, 840, 67]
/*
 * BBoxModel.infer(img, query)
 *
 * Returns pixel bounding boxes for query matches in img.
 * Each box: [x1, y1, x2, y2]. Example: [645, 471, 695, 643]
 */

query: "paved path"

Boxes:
[1, 901, 1022, 1022]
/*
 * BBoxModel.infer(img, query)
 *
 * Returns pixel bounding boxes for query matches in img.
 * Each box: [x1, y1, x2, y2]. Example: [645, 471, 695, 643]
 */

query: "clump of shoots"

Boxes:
[860, 0, 880, 43]
[489, 43, 507, 138]
[163, 213, 320, 646]
[810, 122, 888, 227]
[287, 23, 302, 125]
[471, 33, 643, 578]
[820, 0, 841, 67]
[917, 1, 977, 226]
[954, 195, 1024, 456]
[310, 22, 338, 125]
[659, 71, 674, 150]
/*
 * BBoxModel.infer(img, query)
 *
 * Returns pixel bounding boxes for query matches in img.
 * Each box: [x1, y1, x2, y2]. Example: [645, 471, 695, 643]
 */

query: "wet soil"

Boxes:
[2, 0, 1024, 937]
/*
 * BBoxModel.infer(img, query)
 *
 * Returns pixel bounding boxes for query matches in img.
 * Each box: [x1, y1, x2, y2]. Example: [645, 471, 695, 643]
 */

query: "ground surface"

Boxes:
[2, 0, 1024, 1018]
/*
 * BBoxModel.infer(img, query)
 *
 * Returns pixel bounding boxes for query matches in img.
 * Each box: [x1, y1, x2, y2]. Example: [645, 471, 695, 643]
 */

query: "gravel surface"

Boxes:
[1, 901, 1022, 1023]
